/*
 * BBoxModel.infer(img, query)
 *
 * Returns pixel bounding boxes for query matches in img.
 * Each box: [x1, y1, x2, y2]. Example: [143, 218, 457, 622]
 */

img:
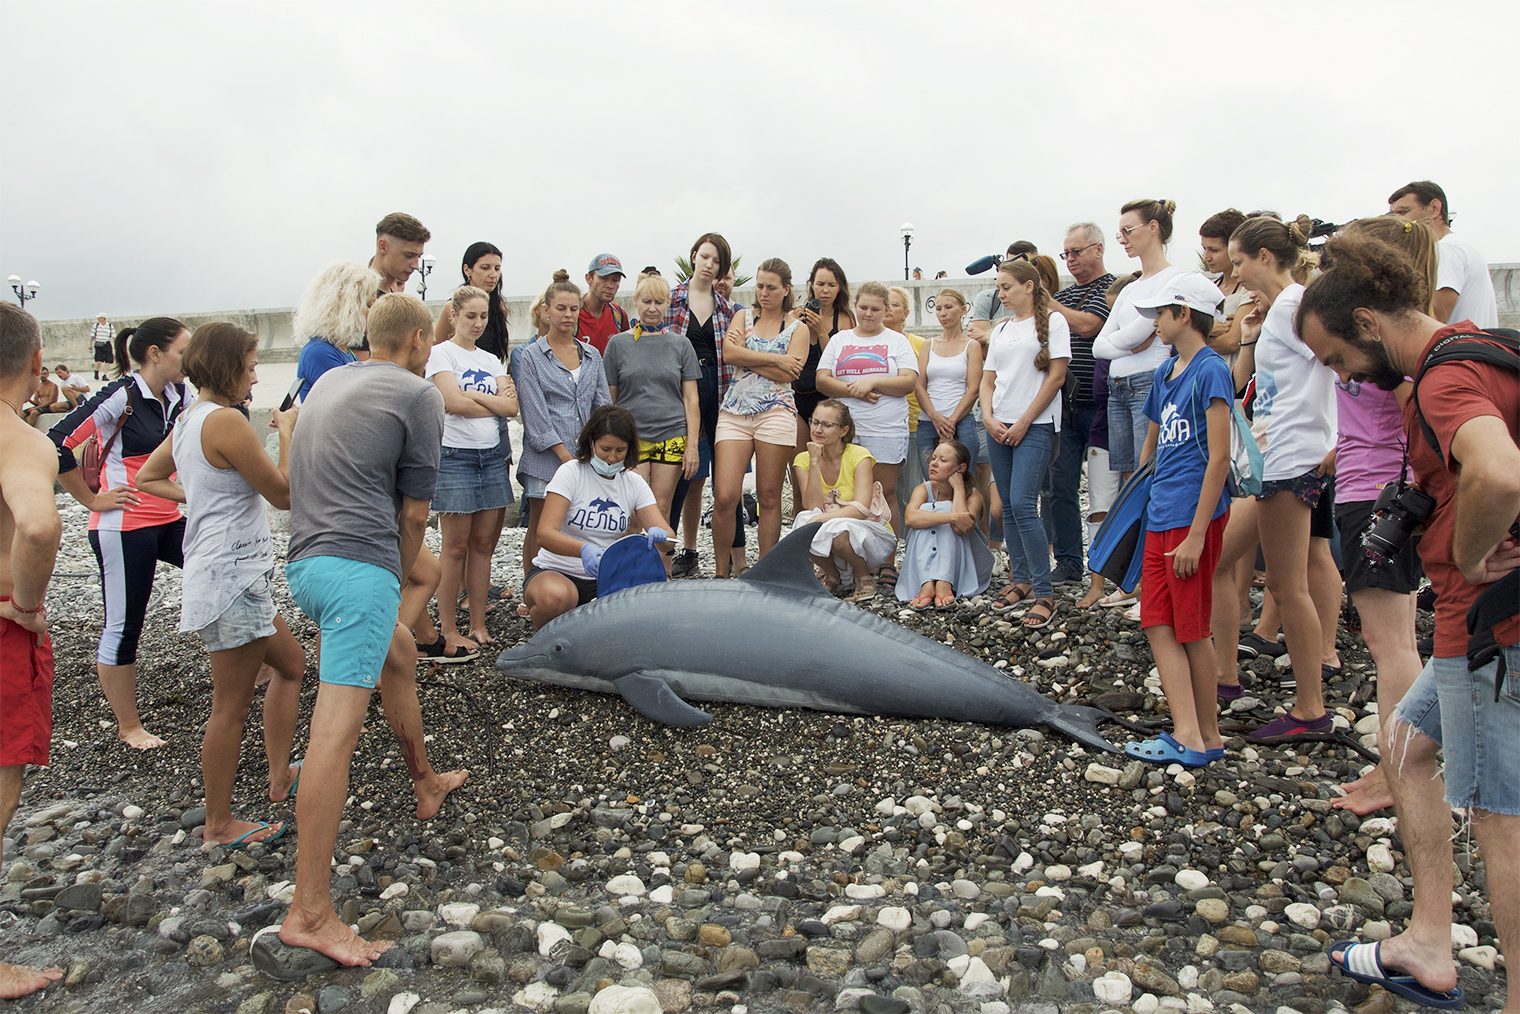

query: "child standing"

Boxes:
[1122, 274, 1234, 767]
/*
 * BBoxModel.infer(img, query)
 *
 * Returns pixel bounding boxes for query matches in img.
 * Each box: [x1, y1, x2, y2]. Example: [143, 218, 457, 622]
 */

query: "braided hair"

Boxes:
[997, 260, 1052, 371]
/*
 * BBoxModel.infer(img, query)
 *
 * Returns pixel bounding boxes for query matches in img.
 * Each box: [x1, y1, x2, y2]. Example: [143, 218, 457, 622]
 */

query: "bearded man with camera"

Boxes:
[1297, 231, 1519, 1011]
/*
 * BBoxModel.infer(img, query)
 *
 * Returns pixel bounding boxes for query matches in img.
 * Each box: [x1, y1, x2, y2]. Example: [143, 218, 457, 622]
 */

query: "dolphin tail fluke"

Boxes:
[1043, 705, 1120, 753]
[617, 671, 714, 727]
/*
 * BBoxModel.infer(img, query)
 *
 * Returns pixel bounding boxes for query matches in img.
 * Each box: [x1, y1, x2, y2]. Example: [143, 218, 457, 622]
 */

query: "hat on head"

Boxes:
[96, 312, 107, 319]
[587, 254, 625, 278]
[1133, 273, 1227, 321]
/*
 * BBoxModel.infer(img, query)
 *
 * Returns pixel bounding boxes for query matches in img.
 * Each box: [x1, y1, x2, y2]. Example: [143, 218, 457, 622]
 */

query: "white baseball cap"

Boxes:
[1133, 273, 1227, 321]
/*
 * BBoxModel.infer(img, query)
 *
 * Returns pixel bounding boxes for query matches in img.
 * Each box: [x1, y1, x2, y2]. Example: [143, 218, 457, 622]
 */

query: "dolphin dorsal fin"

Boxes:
[738, 521, 833, 597]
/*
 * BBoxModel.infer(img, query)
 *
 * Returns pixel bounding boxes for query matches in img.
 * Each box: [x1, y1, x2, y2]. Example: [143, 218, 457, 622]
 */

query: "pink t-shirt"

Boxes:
[1335, 382, 1406, 503]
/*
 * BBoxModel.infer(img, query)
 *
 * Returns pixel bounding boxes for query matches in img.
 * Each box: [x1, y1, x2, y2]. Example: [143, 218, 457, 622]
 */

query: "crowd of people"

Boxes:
[0, 183, 1515, 1003]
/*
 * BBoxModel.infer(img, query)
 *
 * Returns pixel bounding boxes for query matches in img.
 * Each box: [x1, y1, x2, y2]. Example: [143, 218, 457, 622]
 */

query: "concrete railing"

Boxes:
[33, 264, 1520, 366]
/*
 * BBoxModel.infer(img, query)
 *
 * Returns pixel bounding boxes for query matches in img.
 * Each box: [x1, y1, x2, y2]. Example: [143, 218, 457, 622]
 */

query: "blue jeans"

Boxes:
[984, 421, 1056, 598]
[1393, 648, 1520, 815]
[1041, 402, 1097, 571]
[917, 415, 979, 477]
[1106, 372, 1154, 474]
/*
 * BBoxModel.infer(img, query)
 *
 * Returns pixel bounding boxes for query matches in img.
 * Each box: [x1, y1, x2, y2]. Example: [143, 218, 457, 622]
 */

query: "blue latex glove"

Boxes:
[644, 527, 669, 549]
[580, 544, 604, 578]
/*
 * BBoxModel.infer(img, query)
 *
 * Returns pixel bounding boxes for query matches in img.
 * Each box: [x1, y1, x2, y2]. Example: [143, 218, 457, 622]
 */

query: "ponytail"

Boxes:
[1231, 215, 1319, 283]
[112, 316, 187, 379]
[1121, 198, 1178, 244]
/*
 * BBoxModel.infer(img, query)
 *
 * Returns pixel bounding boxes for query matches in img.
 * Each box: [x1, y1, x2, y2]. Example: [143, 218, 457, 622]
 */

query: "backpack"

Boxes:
[1186, 362, 1264, 498]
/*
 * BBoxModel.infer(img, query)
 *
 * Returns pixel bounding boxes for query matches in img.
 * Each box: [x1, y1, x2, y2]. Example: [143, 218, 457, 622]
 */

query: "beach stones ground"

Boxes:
[1, 494, 1505, 1012]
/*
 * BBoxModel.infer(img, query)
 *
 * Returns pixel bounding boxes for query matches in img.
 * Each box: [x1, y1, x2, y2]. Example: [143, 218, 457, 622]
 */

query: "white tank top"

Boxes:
[923, 336, 971, 416]
[172, 399, 274, 633]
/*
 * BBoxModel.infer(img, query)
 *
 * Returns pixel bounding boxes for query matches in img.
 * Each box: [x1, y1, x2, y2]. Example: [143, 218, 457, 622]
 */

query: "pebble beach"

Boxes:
[2, 492, 1508, 1014]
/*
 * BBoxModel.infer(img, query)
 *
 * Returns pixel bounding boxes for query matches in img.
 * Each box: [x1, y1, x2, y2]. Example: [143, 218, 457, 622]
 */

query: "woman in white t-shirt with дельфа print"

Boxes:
[524, 406, 672, 629]
[425, 285, 519, 658]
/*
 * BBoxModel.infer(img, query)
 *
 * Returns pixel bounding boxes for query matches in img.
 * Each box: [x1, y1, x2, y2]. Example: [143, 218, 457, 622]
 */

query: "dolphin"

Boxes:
[497, 523, 1118, 752]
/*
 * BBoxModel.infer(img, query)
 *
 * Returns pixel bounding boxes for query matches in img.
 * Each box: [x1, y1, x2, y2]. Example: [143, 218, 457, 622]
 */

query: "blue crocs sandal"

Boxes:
[1205, 747, 1225, 763]
[1123, 732, 1211, 768]
[1327, 940, 1464, 1010]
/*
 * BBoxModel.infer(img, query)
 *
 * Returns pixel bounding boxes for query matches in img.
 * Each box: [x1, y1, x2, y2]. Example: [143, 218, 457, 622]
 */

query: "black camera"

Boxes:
[1364, 480, 1435, 566]
[803, 298, 821, 313]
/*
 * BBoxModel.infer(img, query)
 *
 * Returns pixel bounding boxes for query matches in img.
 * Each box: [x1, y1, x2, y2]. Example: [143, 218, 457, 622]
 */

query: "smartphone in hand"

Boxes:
[278, 378, 304, 412]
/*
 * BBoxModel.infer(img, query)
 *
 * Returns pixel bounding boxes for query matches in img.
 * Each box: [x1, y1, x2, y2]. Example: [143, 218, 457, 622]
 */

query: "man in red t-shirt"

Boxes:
[579, 253, 630, 354]
[1300, 249, 1518, 1008]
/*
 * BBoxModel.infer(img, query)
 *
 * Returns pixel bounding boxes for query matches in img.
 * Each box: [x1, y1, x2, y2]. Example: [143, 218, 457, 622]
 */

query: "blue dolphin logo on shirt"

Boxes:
[590, 497, 618, 514]
[459, 367, 495, 392]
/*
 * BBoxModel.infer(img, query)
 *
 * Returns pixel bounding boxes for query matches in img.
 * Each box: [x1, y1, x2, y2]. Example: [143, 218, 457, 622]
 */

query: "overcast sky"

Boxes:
[4, 0, 1517, 322]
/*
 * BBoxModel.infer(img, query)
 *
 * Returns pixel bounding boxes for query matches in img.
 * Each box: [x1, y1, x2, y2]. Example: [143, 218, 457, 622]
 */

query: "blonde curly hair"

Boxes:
[292, 262, 383, 349]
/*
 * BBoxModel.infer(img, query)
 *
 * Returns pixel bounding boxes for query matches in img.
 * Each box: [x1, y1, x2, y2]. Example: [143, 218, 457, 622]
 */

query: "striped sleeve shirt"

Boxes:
[91, 321, 114, 345]
[1054, 273, 1116, 406]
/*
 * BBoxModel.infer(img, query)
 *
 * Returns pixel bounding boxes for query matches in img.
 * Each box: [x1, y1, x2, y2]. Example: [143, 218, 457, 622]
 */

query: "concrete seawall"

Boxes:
[33, 265, 1520, 366]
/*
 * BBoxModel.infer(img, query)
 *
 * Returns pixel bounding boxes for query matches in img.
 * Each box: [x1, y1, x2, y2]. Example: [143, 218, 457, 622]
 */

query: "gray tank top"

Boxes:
[173, 399, 273, 633]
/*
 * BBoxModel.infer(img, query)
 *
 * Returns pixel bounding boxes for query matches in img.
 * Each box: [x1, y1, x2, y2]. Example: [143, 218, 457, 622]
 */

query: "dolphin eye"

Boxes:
[553, 643, 564, 653]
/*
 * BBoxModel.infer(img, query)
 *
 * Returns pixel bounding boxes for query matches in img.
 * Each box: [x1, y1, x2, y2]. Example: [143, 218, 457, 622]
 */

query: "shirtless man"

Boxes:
[0, 303, 66, 999]
[21, 365, 66, 425]
[278, 294, 467, 967]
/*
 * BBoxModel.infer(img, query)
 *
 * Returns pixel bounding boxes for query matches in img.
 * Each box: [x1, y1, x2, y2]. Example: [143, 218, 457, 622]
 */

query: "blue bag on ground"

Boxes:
[1086, 456, 1154, 594]
[596, 534, 669, 597]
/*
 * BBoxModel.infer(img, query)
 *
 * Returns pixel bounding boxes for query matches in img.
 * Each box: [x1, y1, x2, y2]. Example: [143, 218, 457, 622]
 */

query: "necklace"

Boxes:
[0, 395, 24, 417]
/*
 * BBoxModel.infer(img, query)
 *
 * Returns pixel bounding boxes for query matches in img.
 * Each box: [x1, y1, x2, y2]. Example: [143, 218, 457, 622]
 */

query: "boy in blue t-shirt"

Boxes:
[1122, 274, 1234, 768]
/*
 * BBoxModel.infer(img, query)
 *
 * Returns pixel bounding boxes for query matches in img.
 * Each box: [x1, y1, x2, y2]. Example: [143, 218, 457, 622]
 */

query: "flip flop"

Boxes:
[908, 592, 935, 611]
[415, 636, 477, 665]
[487, 584, 515, 601]
[1123, 732, 1211, 768]
[933, 594, 956, 611]
[1327, 940, 1464, 1010]
[277, 761, 302, 802]
[219, 820, 287, 851]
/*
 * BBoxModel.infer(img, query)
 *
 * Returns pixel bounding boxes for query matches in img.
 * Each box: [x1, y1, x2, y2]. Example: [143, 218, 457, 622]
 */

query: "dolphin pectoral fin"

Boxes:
[739, 522, 833, 597]
[615, 671, 713, 727]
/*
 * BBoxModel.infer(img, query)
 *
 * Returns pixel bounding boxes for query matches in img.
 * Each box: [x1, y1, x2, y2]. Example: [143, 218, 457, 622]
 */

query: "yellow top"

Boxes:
[794, 442, 875, 502]
[904, 331, 925, 427]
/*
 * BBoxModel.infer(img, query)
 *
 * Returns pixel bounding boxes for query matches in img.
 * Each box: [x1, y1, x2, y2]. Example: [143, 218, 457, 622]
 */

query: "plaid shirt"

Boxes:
[663, 281, 739, 397]
[514, 336, 612, 483]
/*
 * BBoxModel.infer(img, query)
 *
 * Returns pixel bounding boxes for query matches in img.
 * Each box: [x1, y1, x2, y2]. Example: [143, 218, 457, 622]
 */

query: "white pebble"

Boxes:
[844, 883, 884, 900]
[536, 921, 572, 956]
[515, 982, 562, 1012]
[964, 913, 990, 932]
[1458, 945, 1497, 970]
[1093, 971, 1133, 1004]
[378, 883, 408, 900]
[1043, 865, 1072, 882]
[729, 851, 761, 873]
[608, 735, 631, 750]
[1366, 843, 1395, 873]
[648, 884, 673, 905]
[902, 795, 937, 816]
[822, 905, 862, 924]
[951, 879, 980, 900]
[1133, 994, 1160, 1014]
[605, 874, 646, 897]
[1451, 923, 1479, 949]
[613, 941, 644, 969]
[1174, 869, 1210, 891]
[387, 993, 421, 1014]
[1283, 903, 1320, 929]
[877, 906, 910, 932]
[122, 805, 144, 821]
[587, 984, 661, 1014]
[438, 902, 479, 928]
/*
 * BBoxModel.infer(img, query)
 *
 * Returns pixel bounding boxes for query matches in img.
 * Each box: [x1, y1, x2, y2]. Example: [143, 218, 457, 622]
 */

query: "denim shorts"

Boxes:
[1393, 647, 1520, 816]
[520, 474, 549, 500]
[285, 556, 401, 690]
[1106, 372, 1154, 474]
[434, 443, 513, 514]
[196, 569, 277, 652]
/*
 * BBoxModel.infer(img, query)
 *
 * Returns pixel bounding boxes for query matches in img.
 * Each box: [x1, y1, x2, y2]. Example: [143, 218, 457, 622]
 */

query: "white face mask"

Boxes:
[591, 455, 624, 478]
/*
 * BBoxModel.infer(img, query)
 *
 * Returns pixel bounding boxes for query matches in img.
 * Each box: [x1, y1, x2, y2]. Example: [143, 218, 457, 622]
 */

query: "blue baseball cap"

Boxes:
[588, 254, 625, 278]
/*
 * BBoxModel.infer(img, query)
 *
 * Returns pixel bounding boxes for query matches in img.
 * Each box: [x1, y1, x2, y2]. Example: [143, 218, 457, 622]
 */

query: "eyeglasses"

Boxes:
[1116, 224, 1149, 240]
[1059, 243, 1099, 261]
[811, 420, 844, 430]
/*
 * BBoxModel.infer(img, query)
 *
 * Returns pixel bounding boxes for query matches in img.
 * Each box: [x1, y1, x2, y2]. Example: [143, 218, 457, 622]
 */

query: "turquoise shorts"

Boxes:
[285, 556, 400, 690]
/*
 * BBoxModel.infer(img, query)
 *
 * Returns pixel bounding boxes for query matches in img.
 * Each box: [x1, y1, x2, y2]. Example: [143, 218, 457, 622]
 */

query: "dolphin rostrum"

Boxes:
[497, 523, 1118, 752]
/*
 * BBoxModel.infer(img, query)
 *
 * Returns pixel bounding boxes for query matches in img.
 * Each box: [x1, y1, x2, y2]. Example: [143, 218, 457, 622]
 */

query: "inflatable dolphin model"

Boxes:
[497, 523, 1118, 752]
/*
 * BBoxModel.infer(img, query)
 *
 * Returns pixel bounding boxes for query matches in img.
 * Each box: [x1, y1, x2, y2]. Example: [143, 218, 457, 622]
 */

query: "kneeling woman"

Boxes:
[791, 399, 898, 600]
[899, 439, 992, 609]
[524, 406, 673, 629]
[135, 324, 306, 847]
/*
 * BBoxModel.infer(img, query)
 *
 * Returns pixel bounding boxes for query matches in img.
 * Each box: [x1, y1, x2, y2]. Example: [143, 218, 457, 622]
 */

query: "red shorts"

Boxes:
[1140, 511, 1228, 643]
[0, 609, 54, 767]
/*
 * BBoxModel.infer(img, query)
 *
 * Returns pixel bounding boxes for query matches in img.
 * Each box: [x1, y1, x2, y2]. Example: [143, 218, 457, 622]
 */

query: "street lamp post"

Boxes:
[7, 275, 39, 309]
[416, 254, 436, 300]
[900, 224, 915, 281]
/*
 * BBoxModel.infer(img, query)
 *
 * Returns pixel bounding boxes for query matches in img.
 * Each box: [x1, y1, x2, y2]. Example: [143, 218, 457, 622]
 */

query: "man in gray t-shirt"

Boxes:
[275, 294, 469, 970]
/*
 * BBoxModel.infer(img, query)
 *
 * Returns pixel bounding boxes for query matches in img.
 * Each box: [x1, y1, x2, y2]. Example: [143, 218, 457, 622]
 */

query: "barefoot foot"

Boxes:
[0, 962, 64, 999]
[1332, 765, 1395, 815]
[467, 628, 495, 646]
[443, 633, 478, 653]
[415, 769, 469, 820]
[119, 726, 167, 750]
[278, 916, 392, 968]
